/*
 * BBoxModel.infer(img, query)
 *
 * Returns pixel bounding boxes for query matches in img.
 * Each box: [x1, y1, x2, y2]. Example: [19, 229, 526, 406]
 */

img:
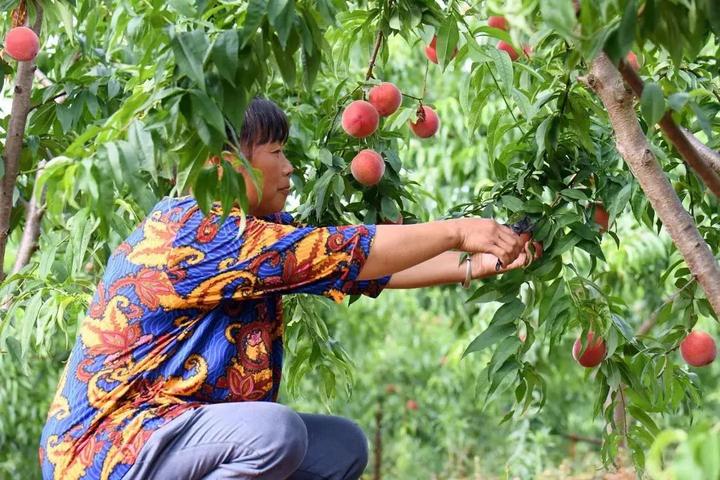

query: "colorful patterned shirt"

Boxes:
[39, 196, 389, 480]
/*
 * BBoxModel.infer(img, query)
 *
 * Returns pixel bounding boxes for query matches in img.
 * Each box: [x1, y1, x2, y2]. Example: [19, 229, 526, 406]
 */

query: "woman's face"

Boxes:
[239, 141, 294, 216]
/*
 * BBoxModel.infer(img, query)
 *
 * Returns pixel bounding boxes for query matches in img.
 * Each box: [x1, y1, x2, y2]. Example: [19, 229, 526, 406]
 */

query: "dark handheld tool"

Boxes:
[496, 215, 536, 271]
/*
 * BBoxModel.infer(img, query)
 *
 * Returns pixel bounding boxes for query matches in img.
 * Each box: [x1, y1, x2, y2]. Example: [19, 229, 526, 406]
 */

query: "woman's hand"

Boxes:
[470, 234, 543, 279]
[452, 218, 526, 266]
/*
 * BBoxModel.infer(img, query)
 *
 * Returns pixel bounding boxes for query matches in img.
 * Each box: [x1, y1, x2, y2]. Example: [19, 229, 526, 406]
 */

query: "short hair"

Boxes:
[225, 98, 289, 152]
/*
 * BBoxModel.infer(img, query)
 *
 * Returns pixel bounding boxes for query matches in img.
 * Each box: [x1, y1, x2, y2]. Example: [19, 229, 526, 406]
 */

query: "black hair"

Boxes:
[225, 97, 289, 151]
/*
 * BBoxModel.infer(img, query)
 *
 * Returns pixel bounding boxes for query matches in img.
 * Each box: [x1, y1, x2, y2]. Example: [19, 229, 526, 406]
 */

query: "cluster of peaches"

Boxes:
[341, 82, 439, 188]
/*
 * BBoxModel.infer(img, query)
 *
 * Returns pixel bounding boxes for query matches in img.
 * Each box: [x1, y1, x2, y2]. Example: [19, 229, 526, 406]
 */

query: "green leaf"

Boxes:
[706, 0, 720, 36]
[190, 90, 226, 134]
[380, 197, 399, 221]
[194, 167, 219, 215]
[6, 336, 22, 364]
[268, 0, 296, 49]
[640, 82, 666, 126]
[500, 195, 524, 212]
[560, 188, 589, 201]
[611, 314, 635, 342]
[21, 292, 43, 357]
[171, 30, 209, 89]
[540, 0, 577, 41]
[212, 30, 240, 86]
[489, 336, 521, 376]
[604, 0, 638, 64]
[128, 121, 157, 182]
[463, 299, 525, 357]
[243, 0, 268, 43]
[271, 34, 297, 87]
[437, 16, 459, 70]
[667, 92, 689, 112]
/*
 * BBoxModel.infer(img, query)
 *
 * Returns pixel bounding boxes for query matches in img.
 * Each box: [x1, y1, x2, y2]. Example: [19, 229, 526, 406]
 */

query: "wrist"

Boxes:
[443, 219, 462, 250]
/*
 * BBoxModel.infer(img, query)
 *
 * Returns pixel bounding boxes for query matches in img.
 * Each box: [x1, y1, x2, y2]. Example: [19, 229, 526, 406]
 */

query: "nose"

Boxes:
[282, 154, 294, 176]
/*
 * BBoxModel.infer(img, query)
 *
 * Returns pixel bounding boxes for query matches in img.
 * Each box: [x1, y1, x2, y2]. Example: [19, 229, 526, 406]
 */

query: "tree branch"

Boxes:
[559, 433, 603, 446]
[586, 53, 720, 320]
[365, 31, 384, 81]
[0, 6, 43, 282]
[680, 127, 720, 176]
[12, 160, 47, 275]
[617, 59, 720, 197]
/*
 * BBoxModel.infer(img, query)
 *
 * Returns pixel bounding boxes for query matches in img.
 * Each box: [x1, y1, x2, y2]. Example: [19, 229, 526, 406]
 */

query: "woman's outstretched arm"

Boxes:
[356, 218, 525, 282]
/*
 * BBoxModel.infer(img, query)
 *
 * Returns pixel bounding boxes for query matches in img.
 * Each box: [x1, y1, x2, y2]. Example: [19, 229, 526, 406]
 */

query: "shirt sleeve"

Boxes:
[166, 207, 384, 308]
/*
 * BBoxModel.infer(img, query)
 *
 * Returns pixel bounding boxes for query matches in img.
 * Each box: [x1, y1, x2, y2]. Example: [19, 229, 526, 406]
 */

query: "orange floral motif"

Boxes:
[110, 268, 177, 311]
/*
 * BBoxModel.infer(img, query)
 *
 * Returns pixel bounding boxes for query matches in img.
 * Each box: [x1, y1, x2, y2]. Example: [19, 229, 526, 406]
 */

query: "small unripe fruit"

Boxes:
[626, 51, 640, 72]
[368, 82, 402, 117]
[5, 26, 40, 62]
[497, 41, 519, 61]
[573, 331, 606, 368]
[406, 399, 418, 410]
[488, 16, 509, 31]
[593, 203, 609, 233]
[680, 331, 717, 367]
[350, 149, 385, 186]
[409, 106, 440, 138]
[341, 100, 379, 138]
[424, 36, 457, 65]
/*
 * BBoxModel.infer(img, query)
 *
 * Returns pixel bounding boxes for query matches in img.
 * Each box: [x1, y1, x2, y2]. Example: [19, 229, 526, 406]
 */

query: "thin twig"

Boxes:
[637, 276, 698, 335]
[486, 65, 525, 136]
[365, 30, 384, 81]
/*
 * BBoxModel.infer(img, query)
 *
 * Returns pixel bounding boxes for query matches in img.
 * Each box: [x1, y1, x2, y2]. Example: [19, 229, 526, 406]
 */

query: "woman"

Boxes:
[39, 98, 537, 480]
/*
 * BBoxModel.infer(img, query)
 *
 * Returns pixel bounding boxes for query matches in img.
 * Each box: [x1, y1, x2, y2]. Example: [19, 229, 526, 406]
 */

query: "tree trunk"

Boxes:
[585, 53, 720, 320]
[0, 8, 43, 282]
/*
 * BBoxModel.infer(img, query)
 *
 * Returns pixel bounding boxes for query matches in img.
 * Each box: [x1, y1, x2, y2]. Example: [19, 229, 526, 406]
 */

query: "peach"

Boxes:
[488, 16, 509, 31]
[351, 149, 385, 186]
[572, 331, 606, 368]
[593, 203, 609, 233]
[341, 100, 379, 138]
[680, 331, 717, 367]
[409, 106, 439, 138]
[497, 41, 519, 61]
[424, 36, 457, 65]
[4, 26, 39, 62]
[406, 399, 419, 410]
[369, 82, 402, 117]
[626, 51, 640, 72]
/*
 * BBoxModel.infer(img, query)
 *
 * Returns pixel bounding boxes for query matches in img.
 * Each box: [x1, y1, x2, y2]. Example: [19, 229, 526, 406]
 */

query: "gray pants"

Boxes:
[123, 402, 368, 480]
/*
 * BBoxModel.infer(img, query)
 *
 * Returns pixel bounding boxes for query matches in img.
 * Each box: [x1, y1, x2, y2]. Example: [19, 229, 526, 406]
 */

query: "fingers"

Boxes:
[495, 228, 525, 265]
[487, 242, 514, 266]
[498, 239, 543, 272]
